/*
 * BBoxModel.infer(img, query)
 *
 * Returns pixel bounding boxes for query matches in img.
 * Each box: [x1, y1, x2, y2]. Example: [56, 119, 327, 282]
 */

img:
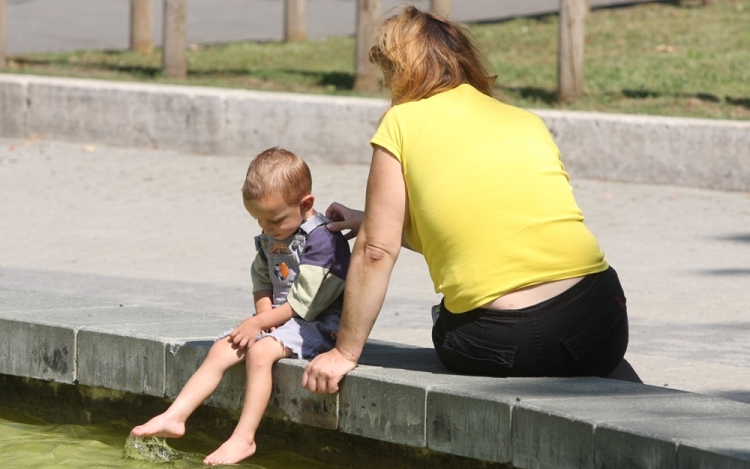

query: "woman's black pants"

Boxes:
[432, 267, 636, 379]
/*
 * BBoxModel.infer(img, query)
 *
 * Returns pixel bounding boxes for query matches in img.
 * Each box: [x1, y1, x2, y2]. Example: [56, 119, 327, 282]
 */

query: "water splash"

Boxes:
[123, 435, 267, 468]
[123, 435, 200, 463]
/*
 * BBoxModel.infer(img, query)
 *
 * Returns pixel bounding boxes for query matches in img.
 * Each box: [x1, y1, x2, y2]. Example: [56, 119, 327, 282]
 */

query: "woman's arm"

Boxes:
[327, 204, 412, 251]
[302, 146, 408, 393]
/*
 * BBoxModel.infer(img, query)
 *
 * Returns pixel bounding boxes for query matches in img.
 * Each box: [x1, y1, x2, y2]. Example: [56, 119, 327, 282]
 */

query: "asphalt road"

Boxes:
[1, 136, 749, 404]
[6, 0, 654, 54]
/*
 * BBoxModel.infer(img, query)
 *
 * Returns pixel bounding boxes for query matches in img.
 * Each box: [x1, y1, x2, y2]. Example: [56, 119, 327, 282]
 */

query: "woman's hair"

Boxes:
[369, 6, 498, 106]
[242, 147, 312, 206]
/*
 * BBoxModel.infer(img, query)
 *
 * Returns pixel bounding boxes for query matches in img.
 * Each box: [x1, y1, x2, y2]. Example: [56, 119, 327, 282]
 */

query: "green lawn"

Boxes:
[4, 1, 749, 120]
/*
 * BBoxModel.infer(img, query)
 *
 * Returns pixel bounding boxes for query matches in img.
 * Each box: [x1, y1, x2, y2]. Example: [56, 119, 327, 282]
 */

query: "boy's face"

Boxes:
[244, 194, 313, 240]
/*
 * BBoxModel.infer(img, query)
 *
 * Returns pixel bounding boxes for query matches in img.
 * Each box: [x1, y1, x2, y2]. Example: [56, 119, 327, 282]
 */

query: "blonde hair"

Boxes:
[242, 147, 312, 206]
[369, 6, 498, 106]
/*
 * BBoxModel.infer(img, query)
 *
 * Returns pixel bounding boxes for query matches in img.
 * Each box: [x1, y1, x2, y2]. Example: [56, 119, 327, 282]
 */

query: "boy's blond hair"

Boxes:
[242, 147, 312, 206]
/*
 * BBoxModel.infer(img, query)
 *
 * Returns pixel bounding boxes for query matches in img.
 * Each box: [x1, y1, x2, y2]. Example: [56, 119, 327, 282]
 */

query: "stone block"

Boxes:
[537, 110, 750, 192]
[0, 288, 119, 313]
[597, 417, 750, 469]
[513, 403, 596, 469]
[470, 377, 682, 469]
[0, 76, 27, 138]
[165, 339, 246, 412]
[110, 317, 237, 341]
[76, 313, 235, 397]
[0, 304, 192, 329]
[0, 317, 75, 383]
[523, 393, 750, 423]
[267, 359, 338, 429]
[338, 366, 458, 447]
[513, 393, 750, 469]
[596, 423, 677, 469]
[426, 382, 513, 463]
[77, 330, 166, 396]
[466, 376, 680, 401]
[166, 342, 338, 428]
[26, 77, 224, 154]
[359, 339, 445, 373]
[223, 90, 384, 163]
[678, 438, 750, 469]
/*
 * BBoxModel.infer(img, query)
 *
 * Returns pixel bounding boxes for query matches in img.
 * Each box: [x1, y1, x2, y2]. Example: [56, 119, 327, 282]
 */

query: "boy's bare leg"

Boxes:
[204, 337, 291, 466]
[131, 337, 245, 438]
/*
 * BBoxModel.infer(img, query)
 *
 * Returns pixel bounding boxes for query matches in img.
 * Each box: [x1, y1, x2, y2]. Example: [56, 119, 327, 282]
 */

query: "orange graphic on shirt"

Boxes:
[275, 262, 290, 280]
[269, 243, 290, 255]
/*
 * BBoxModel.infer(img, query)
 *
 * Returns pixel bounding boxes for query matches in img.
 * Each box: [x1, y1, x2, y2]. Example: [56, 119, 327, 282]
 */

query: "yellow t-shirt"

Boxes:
[370, 84, 608, 313]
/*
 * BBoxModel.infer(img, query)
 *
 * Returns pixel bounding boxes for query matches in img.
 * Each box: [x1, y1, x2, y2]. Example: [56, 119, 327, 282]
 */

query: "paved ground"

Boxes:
[5, 0, 653, 54]
[1, 136, 749, 404]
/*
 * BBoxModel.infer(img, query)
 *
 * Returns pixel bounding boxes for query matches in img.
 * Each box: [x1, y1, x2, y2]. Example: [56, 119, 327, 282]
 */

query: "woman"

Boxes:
[302, 7, 639, 393]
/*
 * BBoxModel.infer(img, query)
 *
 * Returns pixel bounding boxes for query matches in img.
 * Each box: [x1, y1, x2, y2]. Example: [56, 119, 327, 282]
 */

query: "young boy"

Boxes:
[130, 147, 351, 466]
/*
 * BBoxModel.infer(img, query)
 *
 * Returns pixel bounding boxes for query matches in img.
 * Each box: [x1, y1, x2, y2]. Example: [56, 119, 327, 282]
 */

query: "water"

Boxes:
[0, 406, 340, 469]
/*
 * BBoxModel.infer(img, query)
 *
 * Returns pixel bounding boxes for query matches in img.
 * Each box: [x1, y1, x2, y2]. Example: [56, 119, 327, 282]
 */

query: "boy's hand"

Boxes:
[229, 317, 263, 350]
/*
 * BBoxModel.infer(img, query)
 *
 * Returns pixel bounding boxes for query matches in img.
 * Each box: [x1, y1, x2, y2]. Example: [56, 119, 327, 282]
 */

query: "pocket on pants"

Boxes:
[443, 329, 517, 368]
[560, 298, 624, 360]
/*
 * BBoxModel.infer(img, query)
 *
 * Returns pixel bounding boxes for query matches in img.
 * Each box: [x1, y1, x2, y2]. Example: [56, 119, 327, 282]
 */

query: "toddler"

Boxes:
[131, 147, 351, 466]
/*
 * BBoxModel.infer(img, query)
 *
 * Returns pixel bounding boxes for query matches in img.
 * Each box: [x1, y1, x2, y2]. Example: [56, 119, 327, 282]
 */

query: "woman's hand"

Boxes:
[325, 202, 364, 240]
[301, 348, 358, 394]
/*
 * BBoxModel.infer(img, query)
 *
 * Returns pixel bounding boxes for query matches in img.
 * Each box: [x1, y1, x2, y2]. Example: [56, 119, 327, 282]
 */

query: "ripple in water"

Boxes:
[0, 406, 339, 469]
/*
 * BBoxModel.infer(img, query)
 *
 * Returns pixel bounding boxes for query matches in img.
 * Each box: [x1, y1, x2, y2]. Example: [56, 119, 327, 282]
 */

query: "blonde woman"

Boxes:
[302, 7, 639, 392]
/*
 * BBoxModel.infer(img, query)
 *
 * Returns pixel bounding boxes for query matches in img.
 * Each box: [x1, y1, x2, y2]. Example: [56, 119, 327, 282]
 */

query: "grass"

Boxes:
[4, 0, 749, 120]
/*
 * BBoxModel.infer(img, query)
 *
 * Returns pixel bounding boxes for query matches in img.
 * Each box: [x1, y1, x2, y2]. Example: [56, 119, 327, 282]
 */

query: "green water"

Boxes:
[0, 406, 338, 469]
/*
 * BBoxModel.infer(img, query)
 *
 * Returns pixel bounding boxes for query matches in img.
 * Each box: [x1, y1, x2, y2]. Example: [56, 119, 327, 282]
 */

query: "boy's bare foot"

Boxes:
[203, 435, 257, 466]
[130, 414, 186, 438]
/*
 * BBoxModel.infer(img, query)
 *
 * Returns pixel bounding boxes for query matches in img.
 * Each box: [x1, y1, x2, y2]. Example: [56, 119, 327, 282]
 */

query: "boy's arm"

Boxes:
[230, 301, 297, 350]
[253, 290, 273, 315]
[251, 243, 273, 300]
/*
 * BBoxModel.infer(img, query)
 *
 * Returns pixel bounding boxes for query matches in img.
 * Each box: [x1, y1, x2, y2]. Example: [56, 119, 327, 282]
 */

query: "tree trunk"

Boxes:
[430, 0, 452, 18]
[558, 0, 586, 102]
[353, 0, 381, 93]
[163, 0, 187, 79]
[0, 0, 6, 68]
[284, 0, 307, 42]
[130, 0, 153, 53]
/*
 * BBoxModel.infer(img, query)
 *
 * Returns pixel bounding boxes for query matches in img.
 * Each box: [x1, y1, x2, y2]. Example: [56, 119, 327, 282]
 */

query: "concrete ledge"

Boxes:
[2, 286, 750, 468]
[1, 74, 748, 191]
[26, 79, 226, 154]
[0, 75, 27, 138]
[222, 88, 383, 165]
[539, 110, 750, 192]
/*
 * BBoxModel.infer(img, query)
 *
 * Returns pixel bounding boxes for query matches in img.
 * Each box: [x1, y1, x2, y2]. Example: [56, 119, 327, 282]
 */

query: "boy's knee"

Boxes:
[209, 337, 232, 354]
[248, 338, 285, 365]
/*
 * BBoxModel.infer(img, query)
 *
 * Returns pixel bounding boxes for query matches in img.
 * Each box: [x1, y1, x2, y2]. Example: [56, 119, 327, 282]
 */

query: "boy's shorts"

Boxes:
[257, 309, 340, 359]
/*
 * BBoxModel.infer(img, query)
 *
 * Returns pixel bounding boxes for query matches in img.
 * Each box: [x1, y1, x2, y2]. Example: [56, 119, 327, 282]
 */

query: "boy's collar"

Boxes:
[298, 212, 331, 235]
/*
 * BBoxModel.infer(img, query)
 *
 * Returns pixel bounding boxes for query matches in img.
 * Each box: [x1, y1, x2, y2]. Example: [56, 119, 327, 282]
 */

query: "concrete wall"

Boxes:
[1, 74, 749, 191]
[2, 287, 750, 468]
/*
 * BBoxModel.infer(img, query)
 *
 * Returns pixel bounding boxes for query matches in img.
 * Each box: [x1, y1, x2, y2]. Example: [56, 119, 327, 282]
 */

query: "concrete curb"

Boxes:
[1, 74, 749, 191]
[2, 287, 750, 468]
